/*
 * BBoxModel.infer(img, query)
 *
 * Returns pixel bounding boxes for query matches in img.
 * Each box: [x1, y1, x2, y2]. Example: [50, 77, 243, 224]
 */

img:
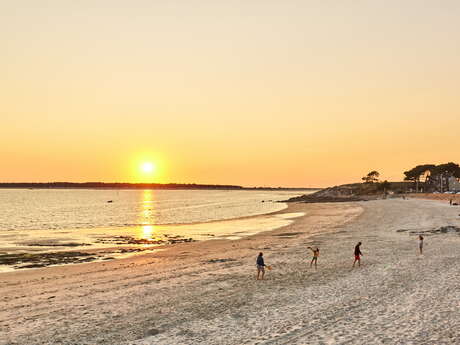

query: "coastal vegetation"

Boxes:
[289, 163, 460, 203]
[404, 162, 460, 192]
[361, 170, 380, 183]
[285, 181, 408, 203]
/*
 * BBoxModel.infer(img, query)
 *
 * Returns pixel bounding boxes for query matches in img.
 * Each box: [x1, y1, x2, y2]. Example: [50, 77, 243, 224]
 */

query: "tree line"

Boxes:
[403, 162, 460, 183]
[360, 162, 460, 193]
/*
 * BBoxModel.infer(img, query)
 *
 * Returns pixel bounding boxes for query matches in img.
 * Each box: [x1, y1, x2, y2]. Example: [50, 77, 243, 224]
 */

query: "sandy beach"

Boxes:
[2, 198, 460, 345]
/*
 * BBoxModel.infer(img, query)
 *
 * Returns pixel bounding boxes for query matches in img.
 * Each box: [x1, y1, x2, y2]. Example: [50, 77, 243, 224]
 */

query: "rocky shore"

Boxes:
[0, 235, 195, 270]
[284, 183, 383, 203]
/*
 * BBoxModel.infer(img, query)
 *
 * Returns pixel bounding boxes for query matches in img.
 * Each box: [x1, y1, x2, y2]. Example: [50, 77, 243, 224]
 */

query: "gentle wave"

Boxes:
[0, 189, 305, 231]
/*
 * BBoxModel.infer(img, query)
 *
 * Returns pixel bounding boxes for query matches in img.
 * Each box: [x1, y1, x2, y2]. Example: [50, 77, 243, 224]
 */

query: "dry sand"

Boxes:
[408, 192, 460, 204]
[2, 199, 460, 345]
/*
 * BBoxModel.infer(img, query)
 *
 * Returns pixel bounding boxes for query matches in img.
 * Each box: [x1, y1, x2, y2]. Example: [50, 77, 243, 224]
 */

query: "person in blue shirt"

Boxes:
[256, 252, 266, 280]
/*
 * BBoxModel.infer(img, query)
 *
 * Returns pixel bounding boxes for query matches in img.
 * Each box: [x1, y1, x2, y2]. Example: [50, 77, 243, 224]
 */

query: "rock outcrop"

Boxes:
[284, 183, 384, 203]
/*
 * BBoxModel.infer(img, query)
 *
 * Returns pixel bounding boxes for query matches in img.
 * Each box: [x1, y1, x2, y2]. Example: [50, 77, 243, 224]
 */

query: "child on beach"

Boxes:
[419, 235, 424, 255]
[352, 242, 363, 267]
[308, 246, 319, 269]
[256, 252, 266, 280]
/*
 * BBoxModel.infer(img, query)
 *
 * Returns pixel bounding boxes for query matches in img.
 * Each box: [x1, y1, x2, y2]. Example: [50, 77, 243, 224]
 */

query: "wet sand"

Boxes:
[2, 199, 460, 344]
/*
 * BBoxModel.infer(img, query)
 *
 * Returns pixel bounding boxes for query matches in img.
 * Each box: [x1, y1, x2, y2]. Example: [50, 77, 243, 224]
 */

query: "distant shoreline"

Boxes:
[0, 182, 318, 191]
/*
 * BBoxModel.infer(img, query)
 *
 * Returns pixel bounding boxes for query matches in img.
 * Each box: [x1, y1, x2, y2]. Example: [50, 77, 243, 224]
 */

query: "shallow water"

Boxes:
[0, 189, 311, 270]
[0, 189, 305, 231]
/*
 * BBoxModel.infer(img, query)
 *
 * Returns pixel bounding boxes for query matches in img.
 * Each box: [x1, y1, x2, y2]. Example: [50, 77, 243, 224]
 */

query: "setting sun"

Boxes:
[141, 162, 155, 174]
[130, 154, 166, 183]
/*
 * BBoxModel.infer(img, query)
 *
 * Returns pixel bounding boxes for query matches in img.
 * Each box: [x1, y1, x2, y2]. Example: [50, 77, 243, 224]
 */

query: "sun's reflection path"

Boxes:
[142, 225, 154, 239]
[141, 189, 153, 221]
[140, 190, 158, 241]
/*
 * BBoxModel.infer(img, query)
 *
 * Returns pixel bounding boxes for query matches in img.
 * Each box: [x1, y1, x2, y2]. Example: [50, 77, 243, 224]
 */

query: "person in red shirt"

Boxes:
[352, 242, 363, 268]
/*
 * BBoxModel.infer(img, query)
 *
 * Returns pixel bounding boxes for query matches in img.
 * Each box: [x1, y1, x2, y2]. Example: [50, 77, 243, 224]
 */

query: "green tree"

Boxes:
[403, 164, 436, 192]
[362, 170, 380, 183]
[403, 164, 436, 183]
[432, 162, 460, 178]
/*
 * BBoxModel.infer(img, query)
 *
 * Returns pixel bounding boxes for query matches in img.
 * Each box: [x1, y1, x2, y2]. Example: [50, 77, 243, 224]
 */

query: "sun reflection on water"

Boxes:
[141, 190, 154, 220]
[142, 225, 154, 239]
[140, 190, 157, 241]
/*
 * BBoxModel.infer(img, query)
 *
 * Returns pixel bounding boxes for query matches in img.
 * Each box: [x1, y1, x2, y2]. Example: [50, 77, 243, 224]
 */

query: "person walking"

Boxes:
[308, 246, 319, 269]
[419, 235, 424, 255]
[256, 252, 266, 280]
[352, 242, 363, 268]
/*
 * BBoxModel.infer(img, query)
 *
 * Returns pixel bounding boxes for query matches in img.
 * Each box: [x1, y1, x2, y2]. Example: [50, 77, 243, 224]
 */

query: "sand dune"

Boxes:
[2, 199, 460, 344]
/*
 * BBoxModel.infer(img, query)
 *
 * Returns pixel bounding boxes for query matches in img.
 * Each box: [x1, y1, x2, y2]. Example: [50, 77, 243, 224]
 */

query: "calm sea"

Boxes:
[0, 189, 311, 270]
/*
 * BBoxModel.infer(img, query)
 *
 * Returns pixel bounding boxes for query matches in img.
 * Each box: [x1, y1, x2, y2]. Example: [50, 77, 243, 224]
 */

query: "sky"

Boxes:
[1, 1, 460, 187]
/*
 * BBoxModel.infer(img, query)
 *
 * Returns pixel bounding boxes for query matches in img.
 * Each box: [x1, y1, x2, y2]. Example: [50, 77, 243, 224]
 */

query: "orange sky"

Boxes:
[1, 1, 460, 187]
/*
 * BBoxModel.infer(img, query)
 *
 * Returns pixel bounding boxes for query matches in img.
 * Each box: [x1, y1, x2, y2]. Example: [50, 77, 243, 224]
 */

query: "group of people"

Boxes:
[256, 237, 424, 280]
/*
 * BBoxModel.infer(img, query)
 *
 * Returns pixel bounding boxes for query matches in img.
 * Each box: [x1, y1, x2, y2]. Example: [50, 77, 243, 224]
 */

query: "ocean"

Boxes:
[0, 189, 311, 271]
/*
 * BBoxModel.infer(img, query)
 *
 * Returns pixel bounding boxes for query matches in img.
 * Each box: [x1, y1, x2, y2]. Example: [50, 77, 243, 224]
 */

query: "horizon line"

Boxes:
[0, 182, 319, 190]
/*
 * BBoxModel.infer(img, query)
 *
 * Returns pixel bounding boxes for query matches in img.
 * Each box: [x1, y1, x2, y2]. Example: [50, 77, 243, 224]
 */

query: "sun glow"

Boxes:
[130, 154, 166, 183]
[141, 162, 155, 174]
